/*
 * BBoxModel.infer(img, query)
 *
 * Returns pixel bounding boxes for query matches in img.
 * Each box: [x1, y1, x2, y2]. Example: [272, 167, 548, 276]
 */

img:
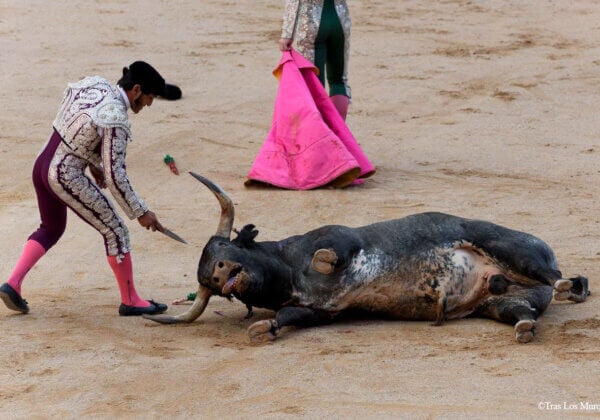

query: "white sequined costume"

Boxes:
[45, 76, 148, 259]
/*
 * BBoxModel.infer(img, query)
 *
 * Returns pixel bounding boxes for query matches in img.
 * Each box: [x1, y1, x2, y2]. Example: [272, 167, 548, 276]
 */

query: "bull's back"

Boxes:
[356, 212, 559, 283]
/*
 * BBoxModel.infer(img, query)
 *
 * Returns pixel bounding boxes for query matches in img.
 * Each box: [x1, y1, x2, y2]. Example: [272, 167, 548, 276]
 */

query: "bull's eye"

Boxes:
[213, 277, 219, 283]
[218, 261, 224, 268]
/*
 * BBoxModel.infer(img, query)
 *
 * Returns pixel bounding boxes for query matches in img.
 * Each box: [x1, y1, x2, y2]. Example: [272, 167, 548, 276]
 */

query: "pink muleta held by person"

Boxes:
[246, 48, 374, 190]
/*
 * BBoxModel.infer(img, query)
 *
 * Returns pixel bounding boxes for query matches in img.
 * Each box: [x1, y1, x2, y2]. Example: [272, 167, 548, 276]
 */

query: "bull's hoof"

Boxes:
[312, 248, 338, 274]
[248, 319, 278, 343]
[554, 279, 573, 292]
[553, 290, 569, 301]
[553, 277, 590, 303]
[514, 319, 535, 343]
[553, 279, 572, 301]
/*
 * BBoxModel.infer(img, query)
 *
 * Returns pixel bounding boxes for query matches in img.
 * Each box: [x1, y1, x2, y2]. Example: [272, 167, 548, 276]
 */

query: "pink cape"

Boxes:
[245, 49, 375, 190]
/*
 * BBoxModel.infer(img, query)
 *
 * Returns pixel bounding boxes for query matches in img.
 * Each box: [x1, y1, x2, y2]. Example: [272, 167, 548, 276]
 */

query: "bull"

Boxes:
[144, 173, 590, 343]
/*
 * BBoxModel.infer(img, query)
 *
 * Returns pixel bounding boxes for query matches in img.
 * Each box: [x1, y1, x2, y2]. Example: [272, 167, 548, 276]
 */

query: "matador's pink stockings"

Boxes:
[107, 253, 150, 307]
[7, 240, 46, 295]
[330, 94, 349, 121]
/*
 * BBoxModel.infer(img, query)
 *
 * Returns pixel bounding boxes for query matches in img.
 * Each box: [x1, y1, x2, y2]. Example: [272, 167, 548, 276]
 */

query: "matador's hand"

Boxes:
[137, 210, 164, 232]
[279, 38, 292, 51]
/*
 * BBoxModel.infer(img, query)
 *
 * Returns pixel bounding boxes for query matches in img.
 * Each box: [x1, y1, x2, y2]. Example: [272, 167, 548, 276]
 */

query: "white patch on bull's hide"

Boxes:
[320, 249, 389, 311]
[451, 248, 474, 271]
[347, 248, 384, 282]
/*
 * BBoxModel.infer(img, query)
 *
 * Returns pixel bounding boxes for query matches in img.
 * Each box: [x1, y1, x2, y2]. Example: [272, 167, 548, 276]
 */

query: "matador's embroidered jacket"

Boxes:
[51, 76, 148, 221]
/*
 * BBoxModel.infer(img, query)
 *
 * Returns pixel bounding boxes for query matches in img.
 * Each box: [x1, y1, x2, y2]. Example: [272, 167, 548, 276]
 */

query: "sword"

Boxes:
[159, 227, 188, 244]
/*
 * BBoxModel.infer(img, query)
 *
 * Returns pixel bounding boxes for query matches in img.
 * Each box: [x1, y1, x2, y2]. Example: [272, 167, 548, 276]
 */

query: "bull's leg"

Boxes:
[553, 276, 590, 303]
[478, 297, 539, 343]
[247, 306, 332, 343]
[495, 298, 537, 343]
[311, 248, 338, 274]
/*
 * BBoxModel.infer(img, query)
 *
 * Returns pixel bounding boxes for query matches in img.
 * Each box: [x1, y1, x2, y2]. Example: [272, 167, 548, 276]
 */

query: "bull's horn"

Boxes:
[189, 172, 234, 240]
[143, 285, 212, 324]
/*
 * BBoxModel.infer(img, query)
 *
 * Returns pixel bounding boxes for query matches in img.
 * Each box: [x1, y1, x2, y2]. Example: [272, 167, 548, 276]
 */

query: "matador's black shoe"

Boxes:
[119, 299, 168, 316]
[0, 283, 30, 314]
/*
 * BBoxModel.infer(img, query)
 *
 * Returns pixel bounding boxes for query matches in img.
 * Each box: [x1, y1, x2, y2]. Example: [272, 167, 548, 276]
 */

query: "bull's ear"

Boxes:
[232, 224, 259, 247]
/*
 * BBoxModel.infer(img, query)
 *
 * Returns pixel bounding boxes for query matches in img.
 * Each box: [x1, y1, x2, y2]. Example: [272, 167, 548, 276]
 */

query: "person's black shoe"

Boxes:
[0, 283, 29, 314]
[119, 300, 168, 316]
[147, 300, 168, 314]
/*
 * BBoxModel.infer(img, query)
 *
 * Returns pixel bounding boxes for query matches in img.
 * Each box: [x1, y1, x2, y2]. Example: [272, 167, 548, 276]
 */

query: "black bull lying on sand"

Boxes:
[145, 173, 590, 343]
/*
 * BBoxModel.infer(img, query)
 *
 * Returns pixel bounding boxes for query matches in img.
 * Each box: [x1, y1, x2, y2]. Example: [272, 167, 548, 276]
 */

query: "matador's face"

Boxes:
[127, 84, 155, 114]
[131, 93, 154, 114]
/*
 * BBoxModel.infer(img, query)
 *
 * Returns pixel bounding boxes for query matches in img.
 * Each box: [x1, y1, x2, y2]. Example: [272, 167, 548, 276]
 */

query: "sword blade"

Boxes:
[160, 227, 188, 244]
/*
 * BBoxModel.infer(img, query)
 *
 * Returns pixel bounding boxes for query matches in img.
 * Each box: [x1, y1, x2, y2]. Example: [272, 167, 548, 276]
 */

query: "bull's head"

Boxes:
[143, 172, 241, 324]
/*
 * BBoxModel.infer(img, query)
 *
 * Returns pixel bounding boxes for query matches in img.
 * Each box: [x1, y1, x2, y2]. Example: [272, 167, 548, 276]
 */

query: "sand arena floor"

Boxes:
[1, 1, 599, 417]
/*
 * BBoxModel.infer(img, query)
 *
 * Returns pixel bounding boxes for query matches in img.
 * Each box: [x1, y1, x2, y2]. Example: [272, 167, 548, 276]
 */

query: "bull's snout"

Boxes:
[210, 260, 244, 295]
